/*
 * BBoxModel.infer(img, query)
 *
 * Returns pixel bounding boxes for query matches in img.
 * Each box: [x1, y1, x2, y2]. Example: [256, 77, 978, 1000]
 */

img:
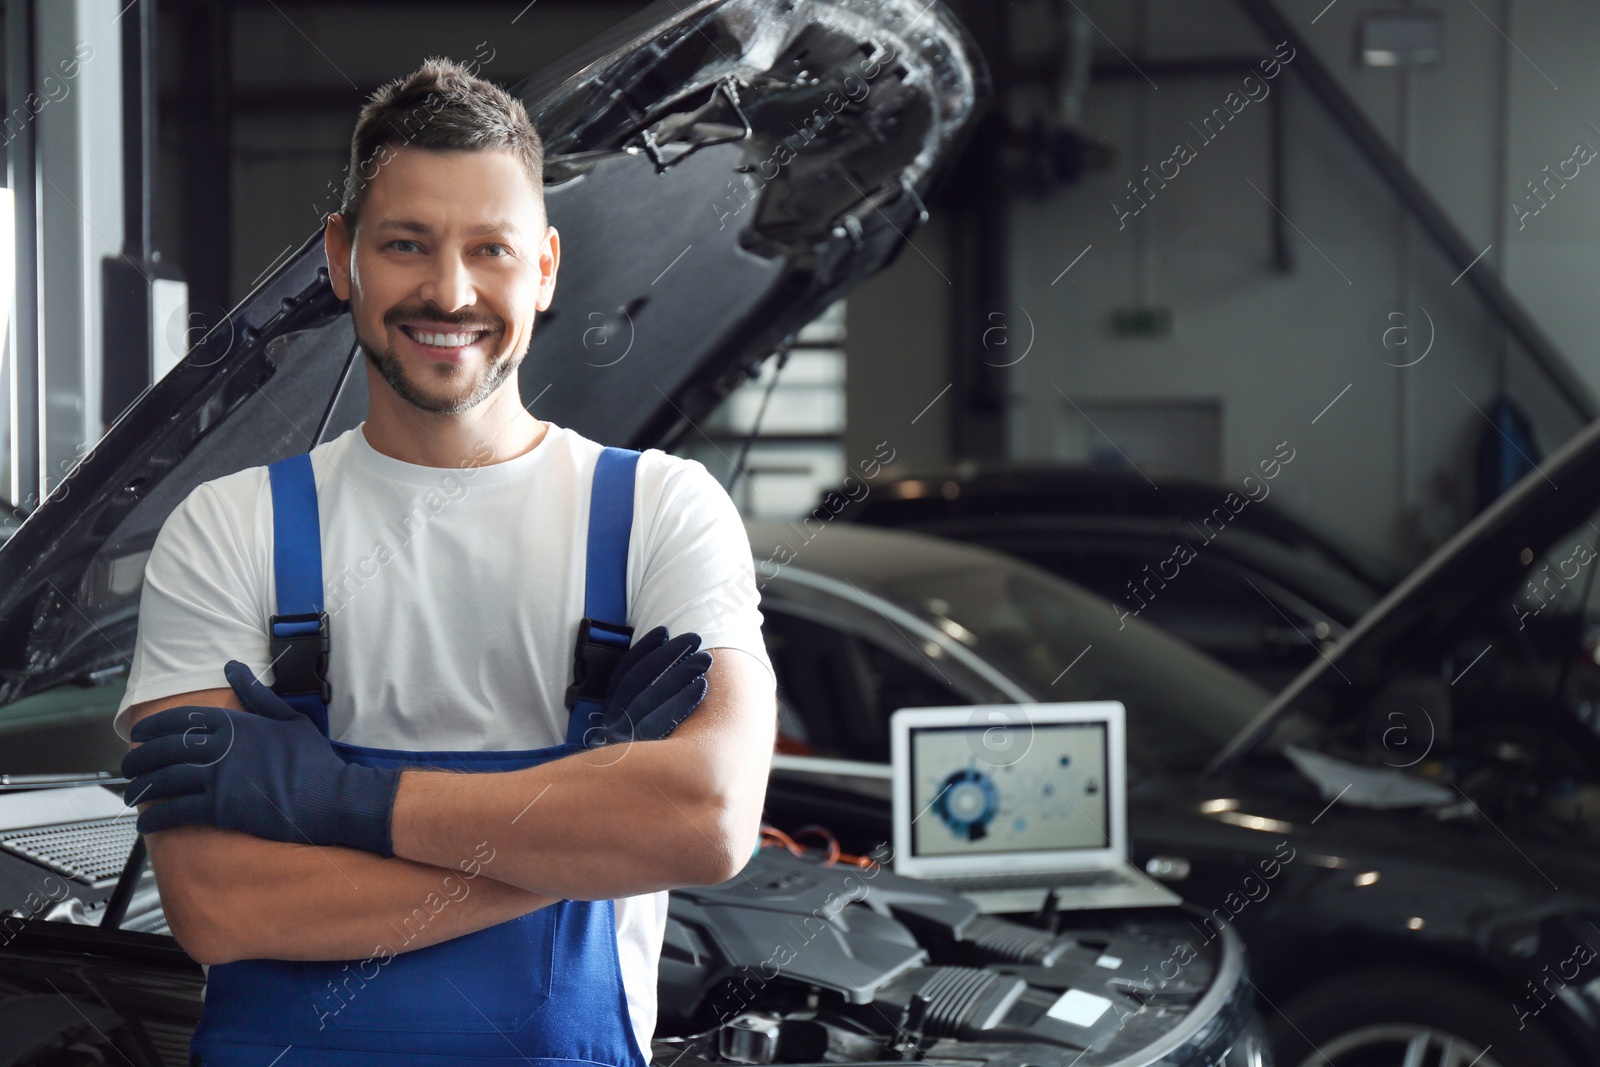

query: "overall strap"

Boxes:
[564, 447, 641, 743]
[267, 453, 332, 736]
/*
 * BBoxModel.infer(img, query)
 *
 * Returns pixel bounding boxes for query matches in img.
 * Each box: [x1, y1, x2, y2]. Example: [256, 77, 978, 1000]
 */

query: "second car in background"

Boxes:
[831, 463, 1398, 690]
[751, 499, 1600, 1067]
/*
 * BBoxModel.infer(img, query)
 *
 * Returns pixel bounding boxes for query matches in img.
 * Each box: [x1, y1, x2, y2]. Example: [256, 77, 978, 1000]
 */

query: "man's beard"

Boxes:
[359, 322, 521, 416]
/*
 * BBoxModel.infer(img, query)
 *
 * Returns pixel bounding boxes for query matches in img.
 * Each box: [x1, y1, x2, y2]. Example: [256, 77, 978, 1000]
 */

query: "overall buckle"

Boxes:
[269, 611, 332, 704]
[565, 617, 634, 710]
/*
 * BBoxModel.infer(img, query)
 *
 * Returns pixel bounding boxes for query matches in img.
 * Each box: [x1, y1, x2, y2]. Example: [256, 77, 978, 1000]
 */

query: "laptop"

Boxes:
[890, 702, 1180, 914]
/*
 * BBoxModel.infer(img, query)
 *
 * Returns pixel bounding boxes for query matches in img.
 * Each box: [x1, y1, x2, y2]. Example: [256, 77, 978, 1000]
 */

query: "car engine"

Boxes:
[653, 847, 1267, 1067]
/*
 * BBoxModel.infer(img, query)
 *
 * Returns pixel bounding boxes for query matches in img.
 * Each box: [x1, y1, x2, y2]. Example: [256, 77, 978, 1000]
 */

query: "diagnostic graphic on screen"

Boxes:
[909, 722, 1110, 858]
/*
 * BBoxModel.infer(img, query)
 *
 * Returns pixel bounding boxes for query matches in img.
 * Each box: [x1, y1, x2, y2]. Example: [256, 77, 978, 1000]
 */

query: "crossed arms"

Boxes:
[127, 648, 776, 965]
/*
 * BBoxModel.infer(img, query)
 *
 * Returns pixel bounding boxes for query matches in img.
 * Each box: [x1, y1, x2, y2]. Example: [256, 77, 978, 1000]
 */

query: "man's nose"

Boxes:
[419, 252, 477, 312]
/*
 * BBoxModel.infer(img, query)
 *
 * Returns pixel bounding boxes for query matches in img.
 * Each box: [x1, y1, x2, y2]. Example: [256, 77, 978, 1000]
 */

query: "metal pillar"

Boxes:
[36, 0, 125, 494]
[5, 0, 41, 510]
[103, 0, 186, 426]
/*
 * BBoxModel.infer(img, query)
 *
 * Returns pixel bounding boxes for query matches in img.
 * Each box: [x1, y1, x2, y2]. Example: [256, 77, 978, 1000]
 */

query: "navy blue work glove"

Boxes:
[581, 625, 712, 747]
[120, 660, 400, 855]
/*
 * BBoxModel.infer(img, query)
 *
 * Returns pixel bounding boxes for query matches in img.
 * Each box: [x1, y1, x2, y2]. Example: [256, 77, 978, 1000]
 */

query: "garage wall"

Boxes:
[1002, 0, 1595, 565]
[842, 215, 955, 477]
[1493, 3, 1600, 419]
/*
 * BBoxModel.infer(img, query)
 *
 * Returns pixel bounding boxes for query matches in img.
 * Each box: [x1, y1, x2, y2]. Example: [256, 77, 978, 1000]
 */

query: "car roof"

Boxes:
[872, 512, 1381, 624]
[746, 518, 1030, 594]
[842, 462, 1405, 590]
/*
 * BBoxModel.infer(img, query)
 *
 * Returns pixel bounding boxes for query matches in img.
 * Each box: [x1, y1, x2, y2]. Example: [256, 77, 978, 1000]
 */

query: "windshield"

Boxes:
[867, 560, 1270, 772]
[0, 677, 128, 777]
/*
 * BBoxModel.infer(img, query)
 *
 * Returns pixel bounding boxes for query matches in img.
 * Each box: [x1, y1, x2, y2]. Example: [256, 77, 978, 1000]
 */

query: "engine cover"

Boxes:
[657, 848, 1265, 1067]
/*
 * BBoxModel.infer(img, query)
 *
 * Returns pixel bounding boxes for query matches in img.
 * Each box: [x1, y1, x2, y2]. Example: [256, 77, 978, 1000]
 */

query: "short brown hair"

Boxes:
[340, 56, 544, 227]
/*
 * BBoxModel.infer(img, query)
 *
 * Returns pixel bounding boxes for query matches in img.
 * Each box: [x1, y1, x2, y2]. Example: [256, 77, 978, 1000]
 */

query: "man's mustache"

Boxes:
[385, 307, 502, 332]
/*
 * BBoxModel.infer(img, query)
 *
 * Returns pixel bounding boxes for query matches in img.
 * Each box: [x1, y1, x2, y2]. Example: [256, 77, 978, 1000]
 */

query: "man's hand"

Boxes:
[120, 661, 400, 855]
[578, 625, 712, 747]
[126, 686, 559, 966]
[390, 647, 775, 899]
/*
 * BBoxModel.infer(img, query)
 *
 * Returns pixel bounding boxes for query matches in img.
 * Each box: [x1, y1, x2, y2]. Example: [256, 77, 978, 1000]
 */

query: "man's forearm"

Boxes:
[148, 824, 557, 965]
[389, 650, 776, 899]
[391, 737, 732, 898]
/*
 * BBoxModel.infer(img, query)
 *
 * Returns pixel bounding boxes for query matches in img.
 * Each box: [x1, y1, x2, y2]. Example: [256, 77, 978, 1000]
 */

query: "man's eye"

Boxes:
[481, 243, 511, 257]
[387, 240, 421, 253]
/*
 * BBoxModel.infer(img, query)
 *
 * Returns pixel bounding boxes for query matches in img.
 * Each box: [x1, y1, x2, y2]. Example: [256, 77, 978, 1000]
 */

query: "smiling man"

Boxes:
[114, 58, 776, 1067]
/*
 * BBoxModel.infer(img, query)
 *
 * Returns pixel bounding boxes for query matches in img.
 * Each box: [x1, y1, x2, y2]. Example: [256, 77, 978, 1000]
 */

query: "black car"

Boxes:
[831, 463, 1398, 689]
[744, 493, 1600, 1067]
[0, 2, 1266, 1065]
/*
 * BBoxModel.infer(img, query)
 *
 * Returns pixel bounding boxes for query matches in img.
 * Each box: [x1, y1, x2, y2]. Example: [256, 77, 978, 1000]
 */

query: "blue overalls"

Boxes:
[189, 447, 653, 1067]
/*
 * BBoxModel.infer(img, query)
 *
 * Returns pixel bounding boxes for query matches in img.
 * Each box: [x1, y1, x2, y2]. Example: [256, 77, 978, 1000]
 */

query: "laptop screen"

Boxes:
[908, 721, 1111, 859]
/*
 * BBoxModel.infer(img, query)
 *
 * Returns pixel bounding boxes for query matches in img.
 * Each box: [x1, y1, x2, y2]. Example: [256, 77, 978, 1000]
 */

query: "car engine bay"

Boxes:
[0, 785, 1264, 1067]
[652, 846, 1263, 1067]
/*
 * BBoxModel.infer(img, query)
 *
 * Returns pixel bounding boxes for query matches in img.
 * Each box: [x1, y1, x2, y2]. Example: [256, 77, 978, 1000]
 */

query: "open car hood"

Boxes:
[1208, 414, 1600, 773]
[0, 0, 985, 709]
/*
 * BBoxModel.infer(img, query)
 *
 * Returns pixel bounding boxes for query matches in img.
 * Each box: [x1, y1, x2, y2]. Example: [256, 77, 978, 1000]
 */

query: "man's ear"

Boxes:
[536, 225, 561, 312]
[325, 213, 354, 301]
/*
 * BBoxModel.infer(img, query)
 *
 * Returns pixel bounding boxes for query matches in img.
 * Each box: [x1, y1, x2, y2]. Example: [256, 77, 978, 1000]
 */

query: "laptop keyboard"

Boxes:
[937, 868, 1131, 893]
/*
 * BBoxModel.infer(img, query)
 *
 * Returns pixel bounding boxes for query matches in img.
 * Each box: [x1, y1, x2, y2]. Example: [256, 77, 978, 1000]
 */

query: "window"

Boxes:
[762, 605, 967, 763]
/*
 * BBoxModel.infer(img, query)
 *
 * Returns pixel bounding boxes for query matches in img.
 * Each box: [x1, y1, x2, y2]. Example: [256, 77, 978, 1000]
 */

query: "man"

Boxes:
[114, 57, 776, 1066]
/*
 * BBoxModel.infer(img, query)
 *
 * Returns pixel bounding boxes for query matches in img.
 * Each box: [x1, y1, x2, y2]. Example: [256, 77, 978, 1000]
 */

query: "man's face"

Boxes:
[324, 145, 558, 416]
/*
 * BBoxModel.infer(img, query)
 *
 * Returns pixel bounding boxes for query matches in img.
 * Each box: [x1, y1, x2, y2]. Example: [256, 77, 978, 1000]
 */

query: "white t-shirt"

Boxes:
[115, 421, 772, 1059]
